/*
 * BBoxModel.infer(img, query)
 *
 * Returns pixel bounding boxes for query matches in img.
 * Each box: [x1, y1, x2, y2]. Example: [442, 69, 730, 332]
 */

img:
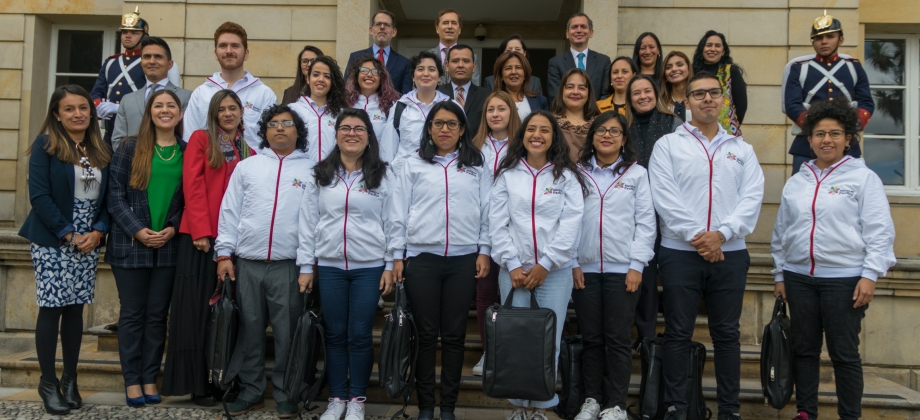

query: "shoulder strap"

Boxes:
[301, 320, 326, 412]
[393, 102, 407, 136]
[389, 313, 420, 420]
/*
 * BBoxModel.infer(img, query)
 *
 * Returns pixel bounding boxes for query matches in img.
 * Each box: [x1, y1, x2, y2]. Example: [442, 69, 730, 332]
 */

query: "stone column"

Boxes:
[582, 0, 618, 57]
[336, 0, 377, 61]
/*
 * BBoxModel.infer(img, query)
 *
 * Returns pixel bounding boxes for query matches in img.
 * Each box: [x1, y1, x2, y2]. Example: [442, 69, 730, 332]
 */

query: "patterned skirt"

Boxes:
[30, 198, 100, 307]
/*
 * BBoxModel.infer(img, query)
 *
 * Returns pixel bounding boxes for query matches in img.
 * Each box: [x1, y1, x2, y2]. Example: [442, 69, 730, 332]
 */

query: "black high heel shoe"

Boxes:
[59, 373, 82, 409]
[37, 378, 70, 415]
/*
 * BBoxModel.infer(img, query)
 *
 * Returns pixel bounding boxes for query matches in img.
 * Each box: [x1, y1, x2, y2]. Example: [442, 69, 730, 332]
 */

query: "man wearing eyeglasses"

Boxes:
[344, 10, 413, 94]
[648, 72, 764, 420]
[438, 45, 488, 133]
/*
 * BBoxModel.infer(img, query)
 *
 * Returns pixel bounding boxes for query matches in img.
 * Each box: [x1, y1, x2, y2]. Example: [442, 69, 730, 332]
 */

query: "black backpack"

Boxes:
[378, 283, 418, 420]
[205, 277, 240, 391]
[392, 102, 407, 136]
[554, 335, 610, 420]
[628, 338, 711, 420]
[761, 297, 794, 409]
[282, 292, 326, 414]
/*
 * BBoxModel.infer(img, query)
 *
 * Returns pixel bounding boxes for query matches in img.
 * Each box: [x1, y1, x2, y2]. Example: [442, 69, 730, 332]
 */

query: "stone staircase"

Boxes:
[2, 302, 920, 420]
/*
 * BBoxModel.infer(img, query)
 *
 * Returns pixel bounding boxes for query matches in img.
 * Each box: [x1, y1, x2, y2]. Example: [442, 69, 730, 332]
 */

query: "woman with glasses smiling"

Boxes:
[346, 55, 402, 140]
[771, 100, 895, 420]
[388, 101, 491, 420]
[281, 45, 324, 105]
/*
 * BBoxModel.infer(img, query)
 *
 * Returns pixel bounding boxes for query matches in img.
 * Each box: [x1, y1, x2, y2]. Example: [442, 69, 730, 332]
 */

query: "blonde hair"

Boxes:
[472, 91, 522, 149]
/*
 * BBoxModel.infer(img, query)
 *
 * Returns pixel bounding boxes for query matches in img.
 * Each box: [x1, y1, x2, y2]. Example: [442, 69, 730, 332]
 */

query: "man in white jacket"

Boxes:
[182, 22, 277, 152]
[214, 105, 312, 418]
[648, 73, 764, 420]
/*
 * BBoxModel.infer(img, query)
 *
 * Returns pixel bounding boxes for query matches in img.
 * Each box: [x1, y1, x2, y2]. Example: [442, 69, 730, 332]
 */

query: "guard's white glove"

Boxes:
[96, 101, 118, 119]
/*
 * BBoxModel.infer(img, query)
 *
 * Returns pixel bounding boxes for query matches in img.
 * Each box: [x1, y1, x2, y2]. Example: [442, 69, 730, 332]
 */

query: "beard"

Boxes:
[219, 55, 244, 71]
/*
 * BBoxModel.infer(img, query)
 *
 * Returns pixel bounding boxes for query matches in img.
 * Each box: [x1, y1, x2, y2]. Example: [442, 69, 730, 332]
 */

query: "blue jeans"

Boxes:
[498, 268, 573, 409]
[317, 265, 384, 399]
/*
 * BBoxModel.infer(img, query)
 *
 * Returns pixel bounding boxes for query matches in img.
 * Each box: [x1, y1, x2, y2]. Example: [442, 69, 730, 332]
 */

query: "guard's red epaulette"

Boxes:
[792, 59, 811, 65]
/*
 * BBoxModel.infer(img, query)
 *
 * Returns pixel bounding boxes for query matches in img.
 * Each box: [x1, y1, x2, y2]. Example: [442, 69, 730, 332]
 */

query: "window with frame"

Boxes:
[48, 25, 119, 101]
[863, 35, 920, 192]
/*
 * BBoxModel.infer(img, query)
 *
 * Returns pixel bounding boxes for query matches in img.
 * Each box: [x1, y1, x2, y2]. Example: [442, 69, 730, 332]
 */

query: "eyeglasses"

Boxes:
[300, 58, 317, 65]
[338, 125, 368, 135]
[594, 127, 624, 137]
[358, 67, 380, 76]
[267, 120, 296, 128]
[811, 129, 846, 140]
[431, 120, 462, 130]
[688, 88, 723, 100]
[372, 22, 393, 29]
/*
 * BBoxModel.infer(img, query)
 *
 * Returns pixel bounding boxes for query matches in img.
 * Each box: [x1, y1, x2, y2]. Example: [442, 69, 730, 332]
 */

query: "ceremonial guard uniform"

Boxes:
[783, 11, 873, 163]
[91, 8, 149, 147]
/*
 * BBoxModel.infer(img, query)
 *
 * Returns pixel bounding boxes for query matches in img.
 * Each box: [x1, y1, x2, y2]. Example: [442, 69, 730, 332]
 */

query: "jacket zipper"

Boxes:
[336, 175, 356, 269]
[523, 160, 553, 266]
[805, 157, 850, 275]
[266, 153, 287, 260]
[305, 97, 327, 162]
[580, 164, 633, 272]
[437, 159, 457, 255]
[685, 125, 735, 231]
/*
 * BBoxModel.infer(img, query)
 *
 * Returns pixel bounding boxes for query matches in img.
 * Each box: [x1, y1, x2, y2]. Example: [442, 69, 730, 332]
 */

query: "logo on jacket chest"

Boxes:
[292, 178, 306, 190]
[828, 185, 854, 197]
[613, 180, 635, 191]
[372, 113, 385, 121]
[726, 151, 745, 166]
[244, 101, 261, 113]
[357, 183, 380, 197]
[543, 187, 563, 195]
[455, 166, 478, 177]
[325, 118, 336, 127]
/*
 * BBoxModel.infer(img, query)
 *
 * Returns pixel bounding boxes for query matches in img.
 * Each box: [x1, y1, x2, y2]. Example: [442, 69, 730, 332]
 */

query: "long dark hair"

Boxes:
[550, 68, 600, 121]
[493, 51, 538, 98]
[304, 56, 348, 116]
[282, 45, 324, 105]
[257, 104, 308, 152]
[607, 56, 638, 96]
[314, 108, 388, 190]
[692, 30, 744, 76]
[129, 89, 184, 190]
[578, 112, 637, 176]
[418, 101, 483, 168]
[632, 32, 663, 76]
[29, 85, 111, 168]
[496, 110, 588, 195]
[345, 55, 401, 116]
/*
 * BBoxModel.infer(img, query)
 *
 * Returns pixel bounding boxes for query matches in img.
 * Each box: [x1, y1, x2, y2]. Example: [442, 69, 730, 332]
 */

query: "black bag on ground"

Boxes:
[282, 291, 326, 412]
[206, 277, 240, 391]
[554, 335, 610, 420]
[483, 288, 556, 402]
[761, 296, 794, 409]
[378, 282, 418, 420]
[628, 338, 711, 420]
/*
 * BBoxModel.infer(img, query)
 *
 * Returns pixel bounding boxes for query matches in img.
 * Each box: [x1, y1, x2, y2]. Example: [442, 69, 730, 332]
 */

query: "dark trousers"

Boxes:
[635, 231, 661, 344]
[572, 272, 638, 409]
[112, 265, 176, 386]
[475, 259, 501, 345]
[403, 252, 478, 413]
[785, 271, 867, 420]
[658, 248, 749, 414]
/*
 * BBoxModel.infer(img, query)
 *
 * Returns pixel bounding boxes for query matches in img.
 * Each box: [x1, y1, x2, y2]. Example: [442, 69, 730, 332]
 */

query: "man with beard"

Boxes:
[91, 7, 181, 147]
[183, 22, 277, 152]
[344, 10, 412, 94]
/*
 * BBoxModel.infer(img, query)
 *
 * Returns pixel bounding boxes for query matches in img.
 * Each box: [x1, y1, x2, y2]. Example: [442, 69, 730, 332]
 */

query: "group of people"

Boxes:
[18, 6, 895, 420]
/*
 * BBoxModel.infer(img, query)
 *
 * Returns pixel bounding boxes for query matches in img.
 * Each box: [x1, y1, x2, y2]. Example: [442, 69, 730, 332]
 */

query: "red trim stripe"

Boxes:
[804, 156, 852, 275]
[580, 163, 635, 271]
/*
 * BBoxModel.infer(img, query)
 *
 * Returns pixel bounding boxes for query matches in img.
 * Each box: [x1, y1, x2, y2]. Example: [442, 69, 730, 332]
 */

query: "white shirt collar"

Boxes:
[433, 150, 460, 165]
[145, 78, 168, 89]
[304, 96, 328, 113]
[209, 71, 254, 89]
[570, 47, 590, 64]
[451, 81, 472, 96]
[589, 155, 622, 171]
[372, 44, 390, 57]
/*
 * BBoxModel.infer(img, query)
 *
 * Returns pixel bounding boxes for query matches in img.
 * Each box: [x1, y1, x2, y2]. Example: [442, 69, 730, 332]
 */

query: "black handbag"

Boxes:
[554, 335, 610, 420]
[483, 288, 556, 402]
[378, 283, 418, 420]
[205, 276, 240, 391]
[761, 296, 794, 409]
[628, 338, 711, 420]
[282, 291, 326, 412]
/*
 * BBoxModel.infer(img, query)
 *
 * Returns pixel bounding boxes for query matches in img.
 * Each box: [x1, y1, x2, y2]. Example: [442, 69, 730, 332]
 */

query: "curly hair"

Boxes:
[304, 56, 348, 116]
[345, 55, 401, 117]
[692, 30, 744, 76]
[578, 111, 637, 176]
[801, 100, 860, 149]
[257, 104, 308, 152]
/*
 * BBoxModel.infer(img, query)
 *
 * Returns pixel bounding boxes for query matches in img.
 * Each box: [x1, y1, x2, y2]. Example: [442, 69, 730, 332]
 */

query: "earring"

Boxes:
[428, 139, 434, 145]
[621, 146, 625, 153]
[458, 142, 462, 149]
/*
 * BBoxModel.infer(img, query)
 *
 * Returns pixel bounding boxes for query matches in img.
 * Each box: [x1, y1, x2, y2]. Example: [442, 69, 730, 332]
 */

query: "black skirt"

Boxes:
[161, 234, 219, 396]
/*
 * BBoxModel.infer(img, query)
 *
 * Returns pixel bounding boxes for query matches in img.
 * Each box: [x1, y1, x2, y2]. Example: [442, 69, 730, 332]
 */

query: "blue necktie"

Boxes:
[577, 53, 585, 70]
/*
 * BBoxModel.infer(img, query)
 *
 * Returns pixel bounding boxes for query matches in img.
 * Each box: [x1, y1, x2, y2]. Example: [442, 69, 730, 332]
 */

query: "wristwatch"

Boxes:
[717, 231, 727, 244]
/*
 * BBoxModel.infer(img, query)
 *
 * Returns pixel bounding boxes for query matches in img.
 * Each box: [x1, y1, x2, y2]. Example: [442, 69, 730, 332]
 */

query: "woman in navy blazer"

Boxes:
[106, 89, 185, 407]
[491, 51, 548, 121]
[19, 85, 112, 415]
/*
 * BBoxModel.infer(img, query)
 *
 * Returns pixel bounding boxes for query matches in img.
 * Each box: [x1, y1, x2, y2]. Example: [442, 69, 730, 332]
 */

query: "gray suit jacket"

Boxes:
[427, 47, 481, 86]
[111, 81, 192, 151]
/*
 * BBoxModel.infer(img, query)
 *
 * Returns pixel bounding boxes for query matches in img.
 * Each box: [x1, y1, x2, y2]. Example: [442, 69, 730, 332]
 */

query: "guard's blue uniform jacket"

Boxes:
[90, 49, 145, 144]
[784, 53, 874, 157]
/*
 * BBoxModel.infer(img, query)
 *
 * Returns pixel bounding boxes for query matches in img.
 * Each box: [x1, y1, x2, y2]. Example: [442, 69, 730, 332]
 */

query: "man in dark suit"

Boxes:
[344, 10, 413, 94]
[427, 9, 481, 86]
[546, 13, 611, 103]
[438, 45, 488, 134]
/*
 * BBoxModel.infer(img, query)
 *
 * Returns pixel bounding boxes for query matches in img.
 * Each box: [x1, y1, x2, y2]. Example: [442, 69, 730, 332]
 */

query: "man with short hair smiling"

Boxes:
[547, 13, 611, 103]
[111, 37, 192, 151]
[427, 9, 481, 86]
[344, 10, 413, 94]
[438, 45, 487, 133]
[648, 73, 765, 420]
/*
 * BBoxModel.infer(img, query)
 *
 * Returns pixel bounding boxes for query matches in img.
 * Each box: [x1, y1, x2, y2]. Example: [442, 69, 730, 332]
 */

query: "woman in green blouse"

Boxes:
[106, 89, 185, 407]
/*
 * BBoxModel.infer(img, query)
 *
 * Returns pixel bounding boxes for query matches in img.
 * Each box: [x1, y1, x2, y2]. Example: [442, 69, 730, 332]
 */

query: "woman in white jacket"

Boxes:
[571, 111, 656, 420]
[771, 100, 896, 420]
[289, 56, 348, 163]
[345, 56, 401, 140]
[389, 101, 491, 420]
[297, 108, 394, 420]
[490, 110, 587, 420]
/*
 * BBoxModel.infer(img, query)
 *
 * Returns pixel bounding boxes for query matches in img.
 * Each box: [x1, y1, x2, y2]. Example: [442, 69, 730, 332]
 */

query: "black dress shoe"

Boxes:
[59, 374, 82, 409]
[193, 393, 216, 407]
[38, 378, 70, 415]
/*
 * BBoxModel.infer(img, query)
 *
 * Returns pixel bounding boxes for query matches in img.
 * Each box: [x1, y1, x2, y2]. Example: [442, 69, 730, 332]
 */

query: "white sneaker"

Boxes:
[599, 406, 628, 420]
[472, 353, 485, 376]
[506, 408, 527, 420]
[574, 398, 601, 420]
[529, 411, 549, 420]
[344, 397, 365, 420]
[320, 397, 347, 420]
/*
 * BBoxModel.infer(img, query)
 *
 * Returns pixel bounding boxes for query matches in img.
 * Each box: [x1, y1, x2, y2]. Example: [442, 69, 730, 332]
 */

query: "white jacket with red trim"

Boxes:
[481, 135, 509, 177]
[214, 150, 313, 270]
[576, 159, 656, 274]
[289, 96, 339, 163]
[182, 72, 277, 152]
[351, 93, 389, 140]
[379, 90, 451, 165]
[770, 157, 895, 282]
[490, 160, 585, 272]
[387, 152, 491, 259]
[297, 168, 394, 273]
[649, 123, 764, 252]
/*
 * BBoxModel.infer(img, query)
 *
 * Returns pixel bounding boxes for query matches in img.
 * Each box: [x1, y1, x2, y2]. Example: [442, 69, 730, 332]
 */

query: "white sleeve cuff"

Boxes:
[216, 249, 232, 258]
[860, 269, 879, 282]
[537, 255, 554, 272]
[717, 225, 734, 242]
[392, 250, 404, 261]
[300, 265, 313, 274]
[506, 257, 523, 272]
[385, 261, 394, 271]
[479, 245, 491, 256]
[629, 259, 646, 273]
[774, 272, 784, 282]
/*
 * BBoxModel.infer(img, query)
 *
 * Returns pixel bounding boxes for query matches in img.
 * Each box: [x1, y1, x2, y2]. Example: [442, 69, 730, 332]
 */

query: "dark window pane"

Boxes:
[865, 89, 904, 135]
[864, 39, 905, 85]
[56, 30, 104, 74]
[864, 137, 904, 185]
[55, 75, 97, 96]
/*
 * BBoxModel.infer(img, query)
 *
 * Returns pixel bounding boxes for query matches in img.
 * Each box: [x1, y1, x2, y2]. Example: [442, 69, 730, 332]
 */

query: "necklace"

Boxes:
[155, 143, 178, 161]
[74, 142, 99, 192]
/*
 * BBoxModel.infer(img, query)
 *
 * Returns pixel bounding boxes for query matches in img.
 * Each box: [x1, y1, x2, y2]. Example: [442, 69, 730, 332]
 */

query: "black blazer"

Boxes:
[105, 136, 185, 268]
[344, 47, 414, 95]
[525, 95, 550, 114]
[19, 135, 111, 247]
[438, 82, 489, 135]
[546, 50, 612, 103]
[483, 75, 543, 96]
